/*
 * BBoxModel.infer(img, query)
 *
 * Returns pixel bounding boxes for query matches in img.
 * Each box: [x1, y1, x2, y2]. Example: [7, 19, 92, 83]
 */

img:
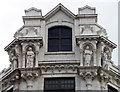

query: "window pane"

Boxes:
[48, 45, 59, 52]
[61, 45, 72, 51]
[61, 27, 72, 37]
[48, 27, 59, 38]
[61, 39, 72, 45]
[48, 39, 59, 45]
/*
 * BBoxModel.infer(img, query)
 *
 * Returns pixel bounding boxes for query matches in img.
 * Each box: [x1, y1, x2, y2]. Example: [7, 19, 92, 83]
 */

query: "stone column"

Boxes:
[15, 45, 22, 68]
[80, 49, 83, 66]
[93, 49, 96, 66]
[35, 42, 40, 67]
[22, 51, 26, 68]
[35, 51, 39, 67]
[13, 59, 17, 69]
[17, 54, 21, 68]
[21, 43, 26, 68]
[98, 42, 104, 66]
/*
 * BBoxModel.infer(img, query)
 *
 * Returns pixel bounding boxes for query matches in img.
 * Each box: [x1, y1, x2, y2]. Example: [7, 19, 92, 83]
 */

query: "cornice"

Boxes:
[76, 35, 117, 49]
[4, 37, 43, 52]
[77, 14, 97, 18]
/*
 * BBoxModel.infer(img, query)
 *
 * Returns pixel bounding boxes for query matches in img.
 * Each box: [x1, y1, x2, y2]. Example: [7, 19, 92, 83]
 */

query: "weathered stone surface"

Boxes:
[0, 3, 119, 91]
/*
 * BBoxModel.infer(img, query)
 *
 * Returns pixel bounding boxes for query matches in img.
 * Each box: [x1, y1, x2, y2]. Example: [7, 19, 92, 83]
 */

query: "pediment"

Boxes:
[44, 3, 75, 20]
[46, 10, 74, 24]
[78, 5, 96, 14]
[25, 7, 42, 16]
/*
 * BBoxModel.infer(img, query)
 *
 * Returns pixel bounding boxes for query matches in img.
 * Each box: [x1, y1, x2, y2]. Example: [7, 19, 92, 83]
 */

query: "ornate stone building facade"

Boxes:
[0, 3, 120, 92]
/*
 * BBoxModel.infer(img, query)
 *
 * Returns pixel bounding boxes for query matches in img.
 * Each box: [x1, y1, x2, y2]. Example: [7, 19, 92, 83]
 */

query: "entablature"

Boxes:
[76, 35, 117, 49]
[4, 37, 43, 52]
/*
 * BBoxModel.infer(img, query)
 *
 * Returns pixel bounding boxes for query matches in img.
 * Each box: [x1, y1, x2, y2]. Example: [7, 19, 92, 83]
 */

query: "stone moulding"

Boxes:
[76, 35, 117, 49]
[4, 37, 43, 52]
[1, 66, 120, 91]
[44, 3, 76, 20]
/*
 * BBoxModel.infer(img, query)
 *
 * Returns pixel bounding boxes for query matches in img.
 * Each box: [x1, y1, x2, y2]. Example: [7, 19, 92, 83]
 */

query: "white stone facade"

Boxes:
[0, 3, 120, 91]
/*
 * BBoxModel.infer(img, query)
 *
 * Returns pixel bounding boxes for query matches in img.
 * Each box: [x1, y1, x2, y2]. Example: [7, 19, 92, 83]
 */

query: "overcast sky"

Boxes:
[0, 0, 118, 71]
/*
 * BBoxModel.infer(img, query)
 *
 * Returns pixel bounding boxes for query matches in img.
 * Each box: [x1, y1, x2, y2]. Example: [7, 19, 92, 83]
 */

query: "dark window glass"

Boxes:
[7, 88, 13, 92]
[108, 85, 118, 92]
[61, 27, 72, 37]
[48, 26, 72, 52]
[61, 39, 72, 45]
[44, 77, 75, 92]
[49, 27, 59, 38]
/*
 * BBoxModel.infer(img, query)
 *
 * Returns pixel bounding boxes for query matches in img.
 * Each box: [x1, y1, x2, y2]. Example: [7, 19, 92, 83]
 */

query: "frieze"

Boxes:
[40, 64, 79, 73]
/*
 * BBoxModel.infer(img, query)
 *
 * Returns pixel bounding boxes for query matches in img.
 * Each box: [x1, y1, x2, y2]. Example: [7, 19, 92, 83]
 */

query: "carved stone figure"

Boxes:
[102, 49, 110, 69]
[84, 46, 93, 66]
[10, 52, 18, 70]
[26, 47, 35, 68]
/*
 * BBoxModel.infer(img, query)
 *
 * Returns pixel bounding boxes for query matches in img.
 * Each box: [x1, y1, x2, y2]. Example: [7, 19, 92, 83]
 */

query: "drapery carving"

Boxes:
[26, 47, 35, 68]
[83, 45, 93, 66]
[101, 47, 111, 69]
[9, 50, 18, 70]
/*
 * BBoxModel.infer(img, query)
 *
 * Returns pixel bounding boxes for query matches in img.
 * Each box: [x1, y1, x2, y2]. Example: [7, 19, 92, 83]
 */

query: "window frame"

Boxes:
[48, 26, 72, 52]
[44, 77, 75, 92]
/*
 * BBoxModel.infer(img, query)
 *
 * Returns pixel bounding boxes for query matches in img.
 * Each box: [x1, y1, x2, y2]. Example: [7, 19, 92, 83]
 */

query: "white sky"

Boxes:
[0, 0, 118, 71]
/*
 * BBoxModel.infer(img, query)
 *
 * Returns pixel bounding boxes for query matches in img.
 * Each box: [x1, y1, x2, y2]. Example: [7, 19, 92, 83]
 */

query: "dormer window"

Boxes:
[48, 26, 72, 52]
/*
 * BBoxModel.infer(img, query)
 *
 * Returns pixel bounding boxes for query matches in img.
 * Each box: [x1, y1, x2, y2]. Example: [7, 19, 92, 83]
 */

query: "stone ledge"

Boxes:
[44, 52, 75, 55]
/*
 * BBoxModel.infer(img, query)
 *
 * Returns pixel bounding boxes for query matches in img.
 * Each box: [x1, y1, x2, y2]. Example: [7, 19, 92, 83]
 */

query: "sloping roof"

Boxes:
[44, 3, 76, 20]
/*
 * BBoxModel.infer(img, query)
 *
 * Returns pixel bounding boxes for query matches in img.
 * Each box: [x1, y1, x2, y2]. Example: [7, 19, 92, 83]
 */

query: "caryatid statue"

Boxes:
[10, 52, 18, 70]
[84, 46, 93, 66]
[102, 49, 111, 68]
[26, 47, 35, 68]
[103, 49, 111, 61]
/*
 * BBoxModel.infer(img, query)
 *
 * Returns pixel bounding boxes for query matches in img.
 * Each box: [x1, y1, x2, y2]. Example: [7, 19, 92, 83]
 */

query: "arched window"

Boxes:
[48, 26, 72, 52]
